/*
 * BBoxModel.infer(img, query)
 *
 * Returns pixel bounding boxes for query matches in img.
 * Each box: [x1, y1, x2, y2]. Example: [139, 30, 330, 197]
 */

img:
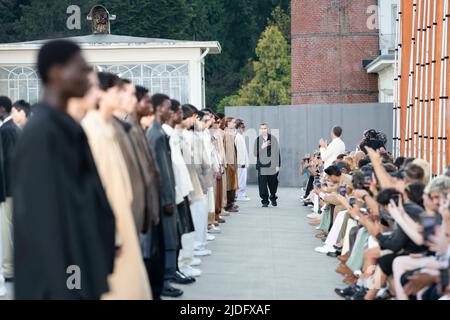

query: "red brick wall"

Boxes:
[291, 0, 380, 104]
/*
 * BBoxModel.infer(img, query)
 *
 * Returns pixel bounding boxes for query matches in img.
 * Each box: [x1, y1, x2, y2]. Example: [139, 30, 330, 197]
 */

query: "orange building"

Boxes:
[394, 0, 449, 175]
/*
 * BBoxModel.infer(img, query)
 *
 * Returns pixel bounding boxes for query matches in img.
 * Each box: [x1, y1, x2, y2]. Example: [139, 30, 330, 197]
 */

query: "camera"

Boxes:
[339, 185, 347, 197]
[349, 197, 357, 208]
[359, 129, 387, 153]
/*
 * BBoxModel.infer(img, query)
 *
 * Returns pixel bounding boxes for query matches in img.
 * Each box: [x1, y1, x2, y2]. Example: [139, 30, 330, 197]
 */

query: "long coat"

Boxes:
[13, 103, 116, 300]
[0, 119, 20, 198]
[147, 121, 179, 251]
[181, 129, 205, 202]
[224, 129, 238, 191]
[111, 117, 146, 234]
[82, 111, 151, 300]
[126, 115, 161, 231]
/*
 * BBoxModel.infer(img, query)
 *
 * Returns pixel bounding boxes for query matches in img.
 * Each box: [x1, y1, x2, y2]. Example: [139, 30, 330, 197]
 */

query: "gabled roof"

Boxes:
[0, 34, 221, 54]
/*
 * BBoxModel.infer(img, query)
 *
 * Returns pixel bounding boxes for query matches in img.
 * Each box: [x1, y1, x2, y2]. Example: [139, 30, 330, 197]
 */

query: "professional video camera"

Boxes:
[359, 129, 387, 154]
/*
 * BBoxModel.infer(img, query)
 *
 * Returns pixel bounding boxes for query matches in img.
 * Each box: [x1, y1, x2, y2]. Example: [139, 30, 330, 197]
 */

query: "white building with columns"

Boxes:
[0, 6, 221, 108]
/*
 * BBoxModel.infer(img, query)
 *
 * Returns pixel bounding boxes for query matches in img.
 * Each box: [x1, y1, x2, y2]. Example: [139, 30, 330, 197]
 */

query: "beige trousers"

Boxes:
[1, 197, 13, 279]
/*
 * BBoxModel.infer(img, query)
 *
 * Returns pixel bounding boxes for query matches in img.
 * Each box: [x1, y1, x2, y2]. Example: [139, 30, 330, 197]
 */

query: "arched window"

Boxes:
[98, 63, 189, 104]
[0, 66, 40, 104]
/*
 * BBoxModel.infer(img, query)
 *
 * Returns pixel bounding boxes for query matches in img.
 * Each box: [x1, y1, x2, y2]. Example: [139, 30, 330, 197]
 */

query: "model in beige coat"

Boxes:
[81, 83, 151, 300]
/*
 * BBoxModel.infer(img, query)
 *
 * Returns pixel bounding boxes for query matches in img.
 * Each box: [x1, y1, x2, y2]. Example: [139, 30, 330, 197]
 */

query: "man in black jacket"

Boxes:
[147, 93, 182, 298]
[13, 40, 116, 299]
[255, 123, 281, 207]
[0, 96, 19, 281]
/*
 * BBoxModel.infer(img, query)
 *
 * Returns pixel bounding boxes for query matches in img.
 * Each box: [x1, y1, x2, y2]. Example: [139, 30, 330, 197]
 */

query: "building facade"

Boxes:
[0, 34, 220, 108]
[291, 0, 380, 104]
[0, 6, 220, 108]
[365, 0, 399, 103]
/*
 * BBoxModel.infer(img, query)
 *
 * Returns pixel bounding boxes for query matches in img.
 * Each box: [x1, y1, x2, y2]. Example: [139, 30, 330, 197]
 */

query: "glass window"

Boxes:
[0, 66, 41, 104]
[0, 63, 190, 105]
[99, 63, 190, 104]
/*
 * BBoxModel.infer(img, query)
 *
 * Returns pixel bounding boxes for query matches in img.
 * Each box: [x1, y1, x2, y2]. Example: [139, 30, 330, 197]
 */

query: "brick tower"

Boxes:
[291, 0, 380, 104]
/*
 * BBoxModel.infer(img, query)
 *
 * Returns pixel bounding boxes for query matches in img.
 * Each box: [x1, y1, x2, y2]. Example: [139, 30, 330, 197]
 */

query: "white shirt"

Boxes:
[320, 137, 346, 169]
[0, 115, 12, 127]
[235, 132, 249, 167]
[162, 124, 194, 204]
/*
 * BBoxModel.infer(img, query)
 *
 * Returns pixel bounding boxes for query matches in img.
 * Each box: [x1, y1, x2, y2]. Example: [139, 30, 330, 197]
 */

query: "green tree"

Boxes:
[16, 0, 98, 41]
[0, 0, 30, 42]
[221, 25, 291, 107]
[267, 5, 291, 43]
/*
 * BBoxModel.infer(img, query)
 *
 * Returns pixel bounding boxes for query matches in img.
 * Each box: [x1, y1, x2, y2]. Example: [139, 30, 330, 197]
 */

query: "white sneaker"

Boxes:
[237, 196, 251, 202]
[208, 225, 221, 234]
[0, 285, 6, 297]
[221, 211, 231, 217]
[206, 234, 216, 241]
[180, 266, 202, 278]
[190, 258, 202, 267]
[307, 213, 321, 219]
[307, 204, 314, 208]
[315, 226, 321, 230]
[314, 245, 335, 254]
[194, 249, 212, 257]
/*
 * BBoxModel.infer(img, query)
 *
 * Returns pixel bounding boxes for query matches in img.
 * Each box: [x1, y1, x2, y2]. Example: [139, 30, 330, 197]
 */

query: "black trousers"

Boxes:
[304, 175, 314, 198]
[258, 171, 279, 205]
[144, 222, 165, 300]
[225, 190, 236, 209]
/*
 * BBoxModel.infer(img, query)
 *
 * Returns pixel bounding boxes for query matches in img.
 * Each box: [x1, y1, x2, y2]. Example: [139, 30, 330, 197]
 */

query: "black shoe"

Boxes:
[327, 251, 342, 258]
[303, 201, 313, 206]
[334, 285, 359, 298]
[170, 271, 196, 285]
[271, 200, 278, 207]
[262, 203, 269, 208]
[346, 287, 368, 300]
[161, 285, 184, 298]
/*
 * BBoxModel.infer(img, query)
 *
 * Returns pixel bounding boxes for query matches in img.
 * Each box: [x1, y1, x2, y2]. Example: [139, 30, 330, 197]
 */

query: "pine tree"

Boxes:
[219, 25, 291, 107]
[267, 5, 291, 43]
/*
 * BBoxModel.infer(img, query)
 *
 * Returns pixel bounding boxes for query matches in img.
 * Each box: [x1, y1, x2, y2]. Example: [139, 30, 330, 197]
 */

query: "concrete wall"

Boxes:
[225, 103, 393, 188]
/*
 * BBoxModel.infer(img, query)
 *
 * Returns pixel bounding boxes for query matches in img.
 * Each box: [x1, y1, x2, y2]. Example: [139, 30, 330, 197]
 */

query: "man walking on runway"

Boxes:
[255, 123, 281, 207]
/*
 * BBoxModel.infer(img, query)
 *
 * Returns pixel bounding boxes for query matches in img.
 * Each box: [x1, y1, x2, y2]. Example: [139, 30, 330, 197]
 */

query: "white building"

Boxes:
[0, 6, 221, 108]
[366, 0, 399, 103]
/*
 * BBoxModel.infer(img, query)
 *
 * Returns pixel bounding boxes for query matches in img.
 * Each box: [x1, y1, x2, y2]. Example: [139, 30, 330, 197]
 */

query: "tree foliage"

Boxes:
[218, 25, 291, 108]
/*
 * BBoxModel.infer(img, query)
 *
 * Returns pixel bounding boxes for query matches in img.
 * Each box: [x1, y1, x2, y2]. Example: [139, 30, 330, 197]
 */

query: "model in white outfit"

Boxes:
[235, 123, 250, 201]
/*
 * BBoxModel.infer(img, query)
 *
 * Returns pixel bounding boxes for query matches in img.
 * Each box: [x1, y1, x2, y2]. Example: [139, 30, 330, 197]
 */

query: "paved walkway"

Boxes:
[175, 186, 342, 300]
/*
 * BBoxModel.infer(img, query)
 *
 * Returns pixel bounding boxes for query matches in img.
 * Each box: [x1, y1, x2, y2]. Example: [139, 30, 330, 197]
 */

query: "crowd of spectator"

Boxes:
[301, 127, 450, 300]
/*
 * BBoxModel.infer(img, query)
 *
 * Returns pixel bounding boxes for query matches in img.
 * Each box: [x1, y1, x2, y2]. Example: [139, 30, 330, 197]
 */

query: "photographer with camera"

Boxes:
[359, 129, 387, 154]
